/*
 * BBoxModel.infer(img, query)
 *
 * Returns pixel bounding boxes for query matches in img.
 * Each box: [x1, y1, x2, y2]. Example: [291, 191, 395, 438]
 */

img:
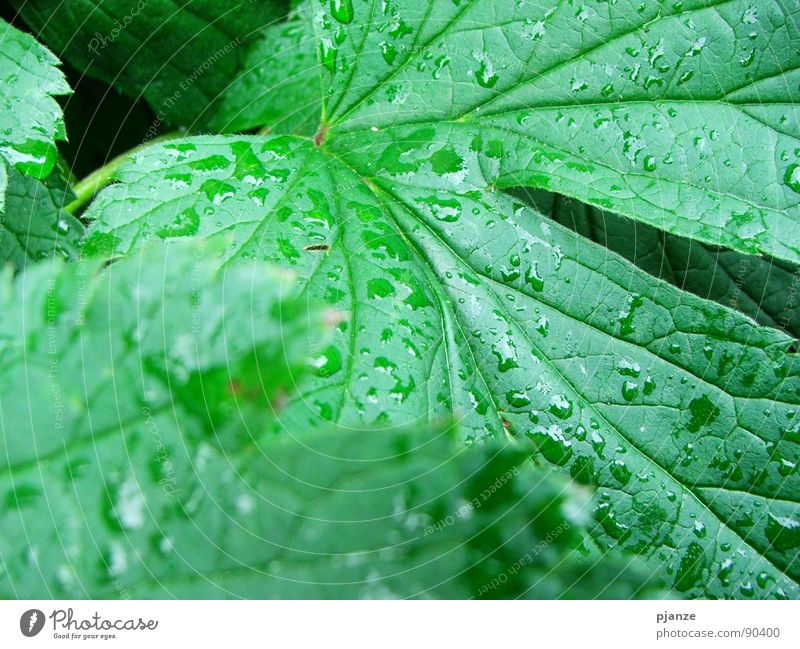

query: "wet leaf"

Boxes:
[0, 18, 81, 268]
[0, 18, 69, 186]
[209, 2, 322, 136]
[319, 0, 800, 263]
[0, 241, 659, 599]
[0, 167, 84, 269]
[516, 188, 800, 340]
[86, 135, 800, 599]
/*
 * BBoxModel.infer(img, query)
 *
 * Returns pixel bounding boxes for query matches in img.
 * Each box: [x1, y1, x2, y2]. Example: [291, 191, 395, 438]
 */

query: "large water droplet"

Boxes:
[785, 164, 800, 194]
[330, 0, 354, 24]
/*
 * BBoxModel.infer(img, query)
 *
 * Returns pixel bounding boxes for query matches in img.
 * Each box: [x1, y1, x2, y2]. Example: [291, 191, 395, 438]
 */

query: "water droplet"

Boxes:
[313, 345, 343, 378]
[548, 394, 573, 419]
[616, 359, 641, 377]
[687, 394, 720, 433]
[330, 0, 354, 24]
[693, 520, 706, 538]
[610, 460, 632, 485]
[525, 263, 544, 292]
[739, 49, 755, 67]
[618, 294, 643, 335]
[785, 164, 800, 194]
[766, 514, 800, 550]
[527, 425, 573, 465]
[156, 207, 200, 239]
[473, 52, 499, 88]
[535, 315, 549, 337]
[3, 138, 57, 179]
[367, 277, 395, 299]
[622, 380, 639, 401]
[674, 542, 706, 592]
[506, 390, 531, 408]
[320, 39, 338, 73]
[590, 430, 606, 458]
[380, 41, 397, 65]
[433, 55, 450, 79]
[595, 500, 630, 540]
[718, 558, 734, 585]
[200, 179, 235, 204]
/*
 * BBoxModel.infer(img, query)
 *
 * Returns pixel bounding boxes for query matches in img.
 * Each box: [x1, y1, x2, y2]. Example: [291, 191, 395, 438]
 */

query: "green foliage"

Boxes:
[10, 0, 290, 126]
[317, 0, 800, 263]
[0, 18, 69, 184]
[515, 188, 800, 339]
[0, 167, 84, 266]
[0, 242, 657, 599]
[1, 0, 799, 600]
[0, 18, 81, 267]
[84, 134, 800, 599]
[209, 2, 321, 135]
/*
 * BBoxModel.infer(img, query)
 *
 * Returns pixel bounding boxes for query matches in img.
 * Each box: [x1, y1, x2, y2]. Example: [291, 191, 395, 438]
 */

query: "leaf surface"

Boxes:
[0, 18, 83, 268]
[0, 167, 84, 268]
[10, 0, 289, 126]
[209, 2, 321, 136]
[318, 0, 800, 263]
[0, 242, 652, 599]
[0, 17, 69, 186]
[86, 135, 800, 599]
[517, 189, 800, 340]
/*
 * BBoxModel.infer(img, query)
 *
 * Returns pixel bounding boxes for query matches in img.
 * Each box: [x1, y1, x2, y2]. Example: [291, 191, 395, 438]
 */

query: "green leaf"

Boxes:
[209, 2, 322, 135]
[10, 0, 289, 127]
[516, 188, 800, 340]
[0, 17, 69, 185]
[85, 135, 800, 599]
[0, 166, 84, 268]
[0, 18, 82, 268]
[0, 240, 315, 596]
[318, 0, 800, 263]
[0, 240, 656, 599]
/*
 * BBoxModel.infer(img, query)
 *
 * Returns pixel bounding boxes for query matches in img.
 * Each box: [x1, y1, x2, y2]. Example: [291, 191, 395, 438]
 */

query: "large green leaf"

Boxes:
[85, 135, 800, 599]
[10, 0, 289, 127]
[209, 2, 321, 136]
[0, 17, 69, 186]
[516, 189, 800, 340]
[0, 241, 655, 599]
[0, 241, 315, 596]
[317, 0, 800, 264]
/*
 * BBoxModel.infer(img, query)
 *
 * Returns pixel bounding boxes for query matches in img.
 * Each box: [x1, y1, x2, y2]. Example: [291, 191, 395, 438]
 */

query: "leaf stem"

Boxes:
[65, 131, 183, 215]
